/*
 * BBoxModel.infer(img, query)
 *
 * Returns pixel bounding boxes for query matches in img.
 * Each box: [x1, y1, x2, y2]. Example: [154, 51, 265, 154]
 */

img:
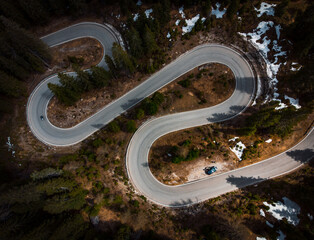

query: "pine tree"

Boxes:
[105, 54, 118, 78]
[74, 67, 93, 92]
[17, 0, 48, 25]
[126, 27, 144, 59]
[43, 187, 87, 214]
[112, 43, 135, 74]
[143, 24, 158, 56]
[0, 71, 26, 97]
[202, 0, 212, 17]
[0, 0, 29, 27]
[90, 66, 111, 88]
[226, 0, 240, 19]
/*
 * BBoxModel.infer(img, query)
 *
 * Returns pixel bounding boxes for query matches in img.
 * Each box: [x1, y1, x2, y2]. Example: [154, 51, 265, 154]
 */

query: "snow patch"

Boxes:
[265, 139, 272, 143]
[266, 220, 274, 228]
[277, 230, 286, 240]
[182, 14, 200, 34]
[290, 62, 302, 71]
[255, 2, 276, 17]
[230, 141, 246, 161]
[284, 95, 301, 109]
[260, 209, 266, 217]
[275, 25, 281, 40]
[136, 0, 142, 6]
[145, 8, 153, 18]
[6, 137, 15, 157]
[308, 213, 313, 220]
[263, 197, 300, 226]
[211, 3, 226, 19]
[175, 19, 180, 26]
[256, 237, 267, 240]
[133, 13, 139, 21]
[229, 137, 239, 142]
[238, 21, 288, 109]
[179, 6, 185, 19]
[166, 32, 171, 39]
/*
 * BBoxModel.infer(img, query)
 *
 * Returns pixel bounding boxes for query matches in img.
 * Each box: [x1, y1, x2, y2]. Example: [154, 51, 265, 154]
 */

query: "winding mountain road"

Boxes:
[27, 22, 313, 207]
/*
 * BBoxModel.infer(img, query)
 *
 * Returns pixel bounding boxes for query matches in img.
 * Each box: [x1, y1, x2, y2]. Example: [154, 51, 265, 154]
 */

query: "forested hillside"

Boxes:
[0, 1, 313, 240]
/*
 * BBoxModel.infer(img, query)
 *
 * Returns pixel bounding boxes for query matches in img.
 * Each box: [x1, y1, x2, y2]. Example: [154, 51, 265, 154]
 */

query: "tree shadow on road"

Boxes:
[169, 198, 193, 207]
[226, 175, 266, 188]
[206, 105, 245, 122]
[120, 97, 143, 110]
[91, 123, 104, 129]
[286, 148, 314, 163]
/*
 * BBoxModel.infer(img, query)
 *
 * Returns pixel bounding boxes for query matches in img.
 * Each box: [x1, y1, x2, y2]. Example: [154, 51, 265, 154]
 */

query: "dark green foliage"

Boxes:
[90, 66, 111, 88]
[200, 224, 222, 240]
[143, 24, 159, 56]
[92, 138, 104, 148]
[0, 169, 89, 239]
[202, 0, 212, 17]
[141, 91, 165, 115]
[0, 71, 26, 97]
[227, 0, 240, 19]
[48, 66, 112, 105]
[0, 16, 50, 102]
[112, 42, 135, 74]
[126, 27, 144, 58]
[142, 99, 158, 115]
[238, 102, 310, 138]
[126, 120, 137, 133]
[105, 54, 118, 78]
[136, 108, 145, 119]
[151, 92, 165, 105]
[172, 148, 200, 163]
[275, 0, 290, 18]
[286, 62, 314, 105]
[115, 225, 132, 240]
[108, 120, 121, 133]
[178, 78, 191, 88]
[287, 3, 314, 58]
[181, 139, 191, 147]
[68, 55, 84, 66]
[48, 75, 80, 106]
[31, 168, 63, 181]
[152, 0, 171, 27]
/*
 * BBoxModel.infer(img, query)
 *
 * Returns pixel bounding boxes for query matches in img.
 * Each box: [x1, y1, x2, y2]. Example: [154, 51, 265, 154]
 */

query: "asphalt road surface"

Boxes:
[27, 22, 314, 207]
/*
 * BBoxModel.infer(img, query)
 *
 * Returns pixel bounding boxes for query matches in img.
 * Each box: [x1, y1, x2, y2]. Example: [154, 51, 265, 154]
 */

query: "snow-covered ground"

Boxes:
[179, 6, 185, 19]
[275, 25, 281, 40]
[229, 137, 239, 142]
[255, 2, 276, 17]
[284, 95, 301, 109]
[263, 197, 301, 226]
[229, 138, 246, 161]
[177, 6, 206, 35]
[290, 62, 302, 71]
[265, 139, 272, 143]
[6, 136, 15, 157]
[260, 209, 266, 217]
[277, 230, 286, 240]
[211, 3, 226, 18]
[238, 21, 301, 110]
[145, 8, 153, 18]
[256, 237, 267, 240]
[266, 220, 274, 228]
[182, 14, 200, 34]
[133, 13, 139, 21]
